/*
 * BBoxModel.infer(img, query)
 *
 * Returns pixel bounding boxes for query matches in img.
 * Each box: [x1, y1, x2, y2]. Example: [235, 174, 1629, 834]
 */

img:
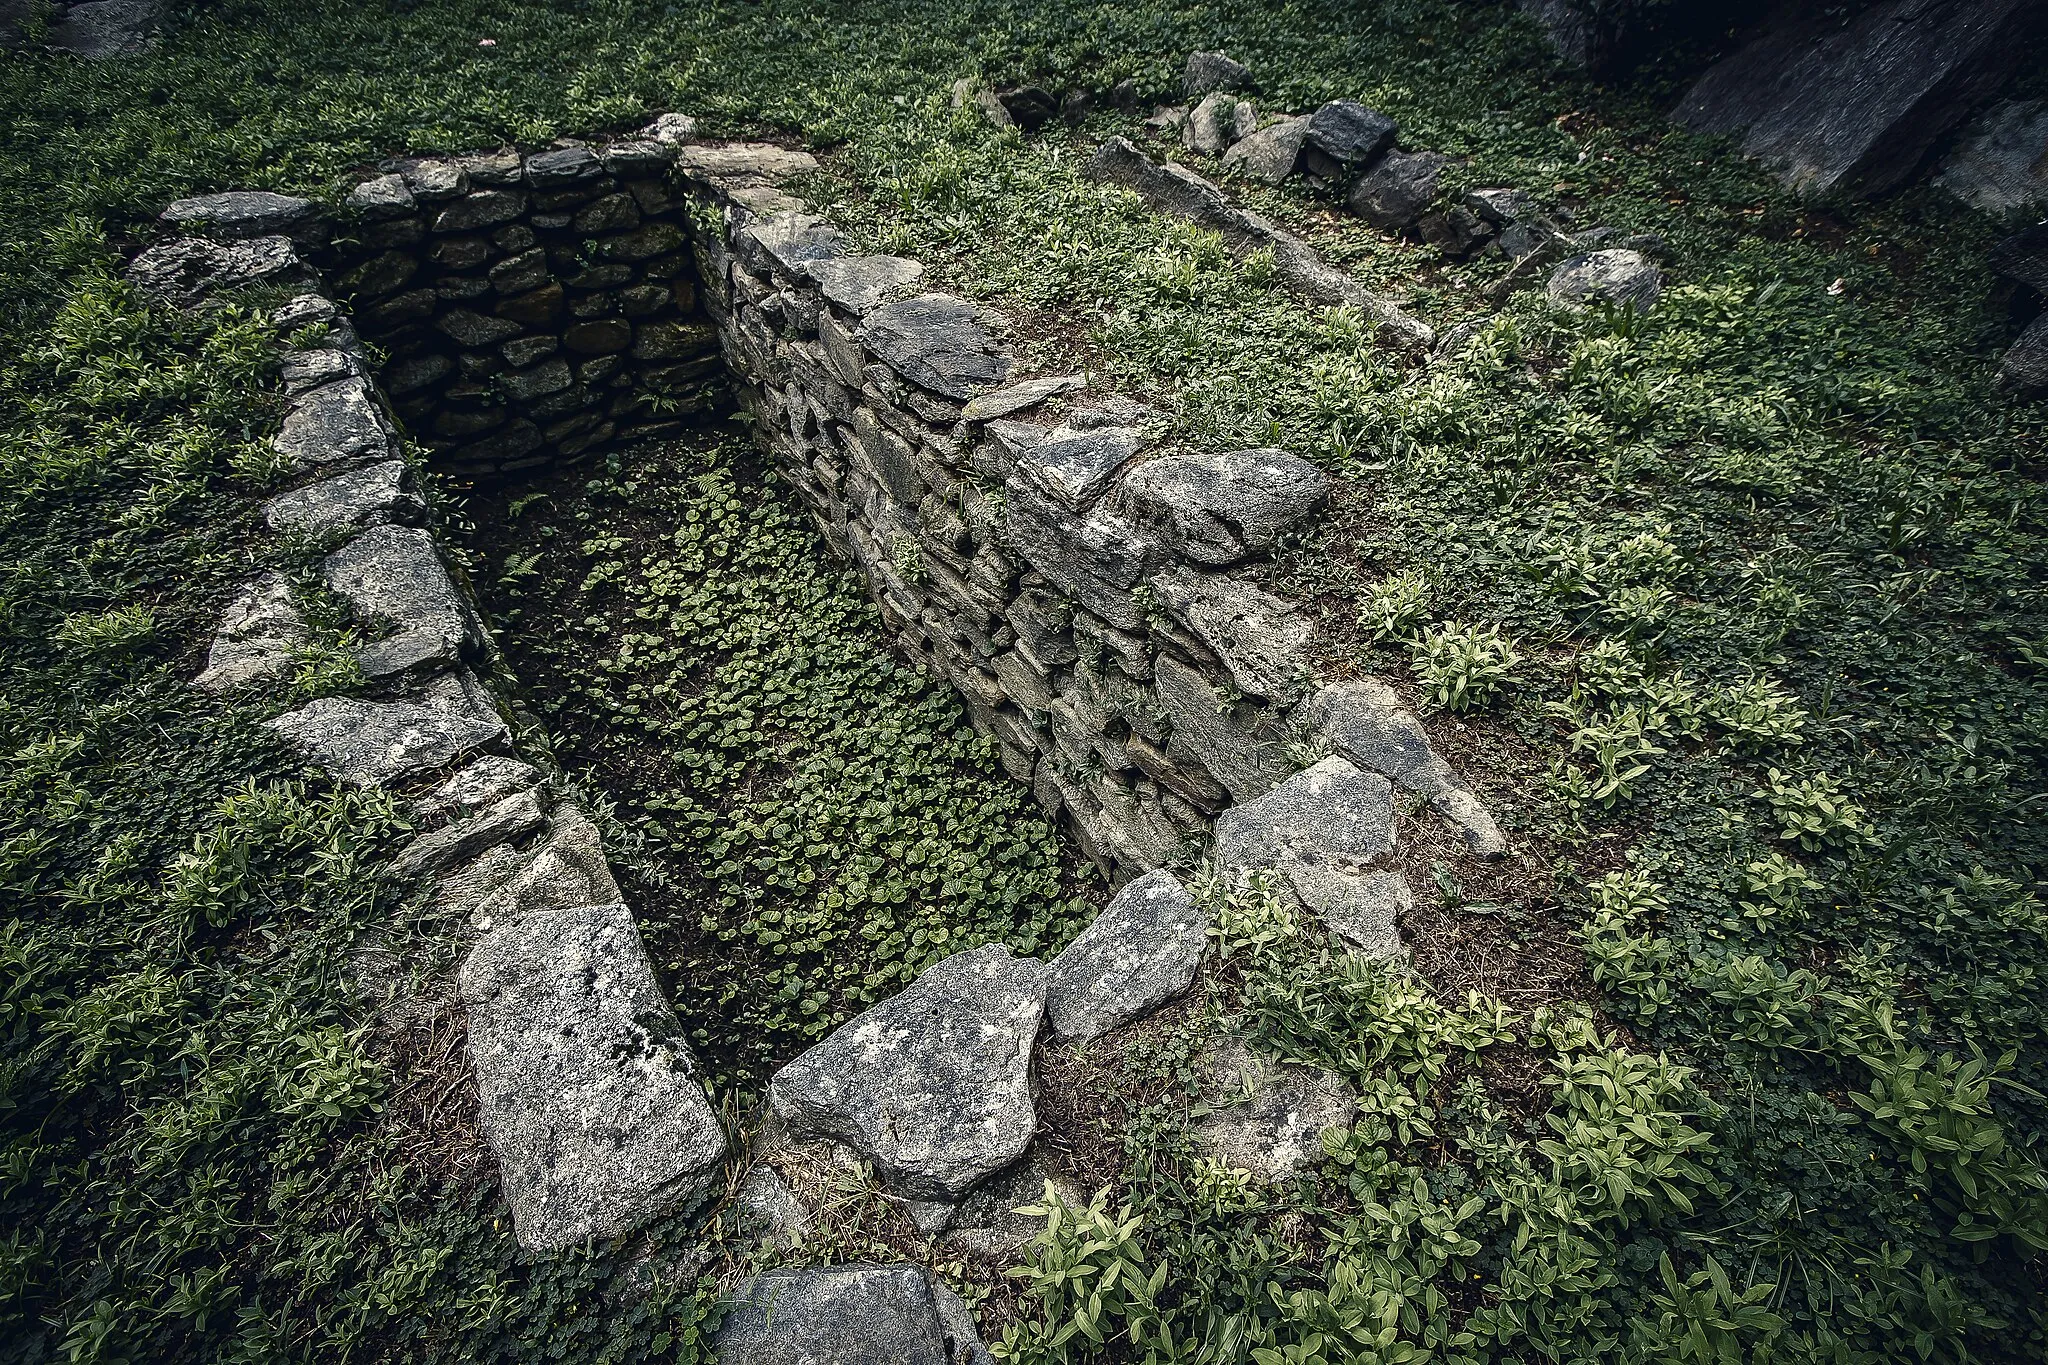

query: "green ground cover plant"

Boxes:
[3, 0, 2045, 1360]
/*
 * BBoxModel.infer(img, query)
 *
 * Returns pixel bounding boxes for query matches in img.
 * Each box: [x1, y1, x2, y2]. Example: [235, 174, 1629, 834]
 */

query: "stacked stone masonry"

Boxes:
[150, 117, 1510, 1286]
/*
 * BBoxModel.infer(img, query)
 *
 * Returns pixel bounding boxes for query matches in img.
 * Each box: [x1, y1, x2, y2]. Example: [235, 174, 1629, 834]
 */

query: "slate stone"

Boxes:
[1431, 787, 1509, 860]
[416, 755, 544, 826]
[600, 139, 674, 176]
[1300, 101, 1398, 180]
[278, 346, 358, 394]
[1547, 248, 1661, 311]
[436, 308, 524, 347]
[194, 574, 305, 691]
[1990, 221, 2048, 295]
[1298, 681, 1447, 792]
[388, 788, 546, 881]
[321, 524, 482, 677]
[1002, 479, 1158, 632]
[861, 294, 1012, 400]
[2001, 313, 2048, 393]
[1184, 50, 1254, 98]
[672, 142, 821, 190]
[805, 254, 926, 316]
[1084, 138, 1433, 351]
[1150, 653, 1291, 803]
[125, 235, 310, 308]
[1518, 0, 1660, 76]
[738, 211, 848, 277]
[1192, 1038, 1356, 1180]
[992, 419, 1145, 510]
[1419, 204, 1496, 258]
[263, 460, 422, 536]
[274, 376, 393, 469]
[1938, 100, 2048, 212]
[431, 189, 527, 232]
[468, 804, 625, 928]
[1672, 0, 2040, 199]
[1221, 115, 1310, 185]
[1287, 863, 1410, 958]
[716, 1266, 960, 1365]
[460, 902, 726, 1250]
[267, 689, 506, 789]
[523, 146, 601, 190]
[960, 373, 1084, 422]
[1147, 567, 1310, 704]
[1464, 187, 1536, 225]
[1117, 447, 1327, 565]
[1185, 92, 1247, 157]
[1346, 149, 1448, 232]
[44, 0, 156, 58]
[161, 191, 316, 239]
[1045, 868, 1206, 1043]
[769, 944, 1046, 1200]
[1214, 756, 1395, 876]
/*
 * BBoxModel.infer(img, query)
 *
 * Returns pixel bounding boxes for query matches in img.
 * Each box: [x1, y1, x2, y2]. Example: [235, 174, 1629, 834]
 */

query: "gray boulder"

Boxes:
[672, 142, 821, 191]
[642, 112, 700, 144]
[1546, 248, 1661, 311]
[1002, 479, 1158, 632]
[274, 376, 394, 470]
[263, 460, 423, 536]
[1221, 115, 1310, 186]
[1184, 92, 1248, 157]
[717, 1265, 988, 1365]
[861, 295, 1012, 400]
[1300, 101, 1398, 180]
[1940, 101, 2048, 212]
[1118, 447, 1327, 565]
[125, 235, 310, 308]
[160, 191, 316, 240]
[1192, 1037, 1357, 1180]
[468, 804, 625, 928]
[193, 574, 305, 691]
[387, 789, 546, 881]
[769, 944, 1046, 1200]
[267, 690, 506, 789]
[1148, 566, 1309, 704]
[1184, 50, 1253, 98]
[991, 419, 1146, 510]
[1346, 149, 1448, 232]
[460, 903, 726, 1251]
[415, 755, 544, 825]
[1297, 680, 1446, 793]
[1214, 756, 1395, 876]
[321, 525, 480, 677]
[344, 173, 415, 220]
[1672, 0, 2040, 199]
[1045, 868, 1206, 1043]
[804, 254, 925, 317]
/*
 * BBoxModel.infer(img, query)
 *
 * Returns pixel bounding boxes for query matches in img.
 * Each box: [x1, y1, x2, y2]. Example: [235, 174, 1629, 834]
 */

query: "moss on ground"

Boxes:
[3, 1, 2046, 1361]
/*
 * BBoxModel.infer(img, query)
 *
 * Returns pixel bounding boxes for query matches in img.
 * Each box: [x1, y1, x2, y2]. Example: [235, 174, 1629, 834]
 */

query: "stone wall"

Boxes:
[319, 120, 723, 476]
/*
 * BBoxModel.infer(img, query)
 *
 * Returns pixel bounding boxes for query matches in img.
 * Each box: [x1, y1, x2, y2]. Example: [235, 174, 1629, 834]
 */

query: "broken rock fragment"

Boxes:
[193, 574, 305, 691]
[1045, 868, 1207, 1043]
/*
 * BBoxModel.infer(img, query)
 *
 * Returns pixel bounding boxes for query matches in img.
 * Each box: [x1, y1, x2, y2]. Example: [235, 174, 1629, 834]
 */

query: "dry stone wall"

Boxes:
[143, 116, 1512, 1300]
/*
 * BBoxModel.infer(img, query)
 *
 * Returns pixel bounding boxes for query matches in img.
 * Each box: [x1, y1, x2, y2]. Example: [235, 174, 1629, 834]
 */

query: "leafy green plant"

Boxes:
[1359, 569, 1429, 643]
[1762, 769, 1869, 851]
[1410, 622, 1519, 713]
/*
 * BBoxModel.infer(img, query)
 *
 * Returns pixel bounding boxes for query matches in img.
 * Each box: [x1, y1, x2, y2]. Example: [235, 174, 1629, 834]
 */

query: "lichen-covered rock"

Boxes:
[1547, 248, 1662, 311]
[415, 755, 543, 825]
[861, 294, 1012, 400]
[193, 574, 305, 692]
[1148, 567, 1310, 705]
[263, 460, 422, 535]
[1221, 115, 1310, 185]
[322, 525, 482, 676]
[1345, 149, 1448, 232]
[388, 788, 546, 881]
[468, 804, 624, 928]
[960, 373, 1084, 423]
[1183, 50, 1254, 98]
[460, 902, 726, 1250]
[1002, 479, 1158, 632]
[274, 375, 394, 470]
[769, 944, 1046, 1200]
[1193, 1038, 1357, 1180]
[160, 190, 316, 239]
[716, 1265, 979, 1365]
[804, 254, 925, 316]
[267, 687, 506, 789]
[1297, 681, 1447, 793]
[992, 419, 1146, 510]
[1150, 653, 1292, 803]
[1119, 448, 1327, 566]
[673, 142, 821, 190]
[1045, 868, 1206, 1043]
[125, 235, 310, 307]
[1184, 92, 1249, 157]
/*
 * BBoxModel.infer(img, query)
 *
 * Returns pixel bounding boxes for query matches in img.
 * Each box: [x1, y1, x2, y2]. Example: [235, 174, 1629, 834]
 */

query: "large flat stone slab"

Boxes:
[1671, 0, 2040, 198]
[267, 681, 506, 788]
[274, 375, 395, 470]
[1118, 448, 1327, 565]
[860, 294, 1012, 400]
[1002, 479, 1158, 632]
[1045, 869, 1206, 1044]
[1148, 567, 1310, 704]
[717, 1265, 984, 1365]
[125, 235, 311, 308]
[321, 524, 482, 676]
[263, 460, 422, 536]
[769, 944, 1046, 1200]
[991, 419, 1146, 510]
[460, 903, 726, 1250]
[160, 190, 316, 240]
